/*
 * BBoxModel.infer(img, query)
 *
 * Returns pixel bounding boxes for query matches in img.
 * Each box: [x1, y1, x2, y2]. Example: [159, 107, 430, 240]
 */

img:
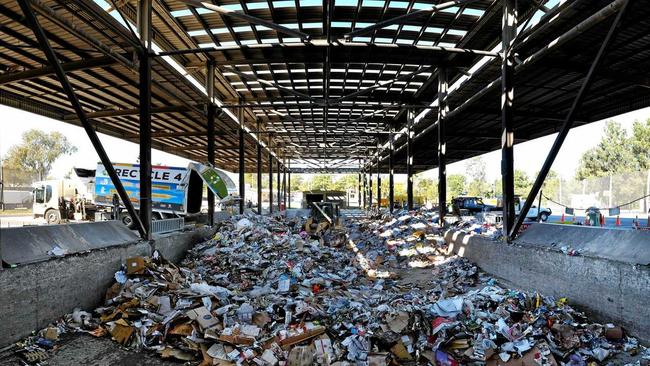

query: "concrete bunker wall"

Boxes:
[0, 225, 216, 347]
[445, 230, 650, 342]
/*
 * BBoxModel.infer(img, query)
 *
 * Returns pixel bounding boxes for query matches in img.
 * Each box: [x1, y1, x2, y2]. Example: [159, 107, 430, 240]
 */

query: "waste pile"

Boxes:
[347, 210, 447, 272]
[10, 212, 648, 365]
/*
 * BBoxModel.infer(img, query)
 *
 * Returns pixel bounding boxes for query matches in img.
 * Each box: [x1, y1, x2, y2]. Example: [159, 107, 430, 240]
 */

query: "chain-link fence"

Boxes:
[543, 170, 650, 216]
[0, 166, 39, 210]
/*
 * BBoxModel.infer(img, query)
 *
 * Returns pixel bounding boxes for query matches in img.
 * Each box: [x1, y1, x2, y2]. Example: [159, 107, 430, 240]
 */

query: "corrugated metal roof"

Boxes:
[1, 0, 647, 172]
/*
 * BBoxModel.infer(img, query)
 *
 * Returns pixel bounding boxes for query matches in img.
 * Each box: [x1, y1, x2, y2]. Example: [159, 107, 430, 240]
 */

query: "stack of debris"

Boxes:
[10, 212, 648, 365]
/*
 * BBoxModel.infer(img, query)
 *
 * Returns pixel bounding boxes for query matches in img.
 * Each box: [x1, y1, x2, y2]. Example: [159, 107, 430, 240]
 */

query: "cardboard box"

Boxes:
[186, 306, 219, 329]
[288, 345, 314, 366]
[126, 257, 146, 274]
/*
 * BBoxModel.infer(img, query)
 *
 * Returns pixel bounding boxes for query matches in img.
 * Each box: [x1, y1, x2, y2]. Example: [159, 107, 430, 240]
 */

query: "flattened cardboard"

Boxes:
[486, 346, 557, 366]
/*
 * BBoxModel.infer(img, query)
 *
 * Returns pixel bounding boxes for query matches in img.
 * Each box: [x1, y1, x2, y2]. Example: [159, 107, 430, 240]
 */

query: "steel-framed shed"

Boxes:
[1, 0, 649, 240]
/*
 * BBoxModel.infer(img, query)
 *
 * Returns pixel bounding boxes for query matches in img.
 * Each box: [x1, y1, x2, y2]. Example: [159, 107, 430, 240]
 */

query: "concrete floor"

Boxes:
[0, 334, 184, 366]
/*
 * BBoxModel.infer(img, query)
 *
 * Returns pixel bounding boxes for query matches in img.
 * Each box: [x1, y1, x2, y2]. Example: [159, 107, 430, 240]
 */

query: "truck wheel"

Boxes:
[45, 209, 61, 224]
[540, 212, 549, 222]
[121, 213, 136, 229]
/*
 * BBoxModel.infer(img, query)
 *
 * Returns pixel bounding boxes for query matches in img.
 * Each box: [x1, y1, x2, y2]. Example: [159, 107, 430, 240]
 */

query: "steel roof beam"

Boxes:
[16, 0, 146, 238]
[177, 0, 311, 40]
[333, 66, 435, 104]
[343, 0, 483, 39]
[223, 66, 323, 104]
[27, 0, 135, 68]
[0, 56, 118, 85]
[509, 0, 631, 240]
[222, 102, 428, 108]
[160, 41, 498, 60]
[380, 0, 628, 166]
[63, 105, 192, 120]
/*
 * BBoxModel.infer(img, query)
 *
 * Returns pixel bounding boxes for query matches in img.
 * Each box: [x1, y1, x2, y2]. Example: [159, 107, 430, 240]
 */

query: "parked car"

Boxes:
[451, 196, 495, 215]
[496, 196, 553, 221]
[519, 200, 552, 221]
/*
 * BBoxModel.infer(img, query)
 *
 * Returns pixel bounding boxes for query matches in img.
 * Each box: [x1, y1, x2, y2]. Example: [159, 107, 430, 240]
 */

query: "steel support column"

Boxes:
[358, 170, 362, 208]
[256, 120, 262, 214]
[501, 0, 517, 238]
[361, 172, 368, 208]
[282, 164, 287, 210]
[407, 110, 414, 211]
[438, 68, 448, 226]
[276, 159, 281, 210]
[287, 167, 291, 209]
[16, 0, 146, 237]
[268, 136, 273, 213]
[376, 146, 381, 209]
[369, 168, 373, 208]
[509, 0, 630, 239]
[206, 61, 215, 225]
[138, 0, 153, 240]
[238, 102, 245, 214]
[389, 126, 394, 213]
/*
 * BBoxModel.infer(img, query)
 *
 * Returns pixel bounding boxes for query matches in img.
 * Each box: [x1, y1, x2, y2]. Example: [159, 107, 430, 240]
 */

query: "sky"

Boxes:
[1, 104, 649, 183]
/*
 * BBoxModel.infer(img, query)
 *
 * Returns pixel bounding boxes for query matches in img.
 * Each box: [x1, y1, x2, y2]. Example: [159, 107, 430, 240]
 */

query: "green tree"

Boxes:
[447, 174, 466, 198]
[414, 176, 437, 203]
[514, 169, 532, 196]
[290, 174, 305, 191]
[244, 173, 257, 188]
[2, 129, 77, 181]
[464, 157, 489, 197]
[630, 119, 650, 170]
[539, 170, 560, 204]
[332, 174, 358, 191]
[577, 121, 637, 179]
[310, 174, 333, 190]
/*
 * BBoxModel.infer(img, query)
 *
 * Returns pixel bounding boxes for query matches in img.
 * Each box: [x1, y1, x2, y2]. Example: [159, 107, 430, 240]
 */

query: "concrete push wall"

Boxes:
[0, 225, 215, 347]
[445, 230, 650, 342]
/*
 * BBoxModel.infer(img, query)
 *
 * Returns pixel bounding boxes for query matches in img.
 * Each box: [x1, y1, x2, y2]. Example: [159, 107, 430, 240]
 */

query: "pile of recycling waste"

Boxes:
[12, 211, 649, 365]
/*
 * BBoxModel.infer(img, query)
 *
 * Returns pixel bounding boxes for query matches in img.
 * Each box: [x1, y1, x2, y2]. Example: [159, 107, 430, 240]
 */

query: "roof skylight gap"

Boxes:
[96, 1, 279, 155]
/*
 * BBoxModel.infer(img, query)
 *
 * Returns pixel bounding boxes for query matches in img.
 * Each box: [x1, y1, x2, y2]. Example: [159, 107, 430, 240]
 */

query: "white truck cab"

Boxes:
[32, 179, 91, 224]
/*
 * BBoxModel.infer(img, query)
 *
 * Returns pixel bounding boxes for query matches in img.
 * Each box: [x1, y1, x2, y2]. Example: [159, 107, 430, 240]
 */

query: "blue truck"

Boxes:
[32, 162, 237, 226]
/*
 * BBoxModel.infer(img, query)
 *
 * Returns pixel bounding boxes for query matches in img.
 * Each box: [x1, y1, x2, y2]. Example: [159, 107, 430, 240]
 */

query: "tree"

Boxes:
[539, 169, 560, 204]
[332, 174, 358, 191]
[447, 174, 466, 198]
[576, 121, 637, 179]
[414, 176, 437, 203]
[514, 169, 532, 196]
[310, 174, 333, 190]
[464, 157, 489, 196]
[630, 119, 650, 170]
[290, 174, 305, 191]
[244, 173, 257, 188]
[2, 129, 77, 181]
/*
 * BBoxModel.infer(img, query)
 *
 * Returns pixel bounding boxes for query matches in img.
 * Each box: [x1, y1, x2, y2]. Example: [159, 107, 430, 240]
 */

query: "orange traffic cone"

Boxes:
[599, 213, 605, 227]
[615, 215, 621, 226]
[561, 212, 565, 222]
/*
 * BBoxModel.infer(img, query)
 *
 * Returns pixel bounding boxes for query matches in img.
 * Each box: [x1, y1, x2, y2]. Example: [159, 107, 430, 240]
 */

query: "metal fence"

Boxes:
[543, 170, 650, 216]
[1, 166, 39, 210]
[151, 217, 185, 234]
